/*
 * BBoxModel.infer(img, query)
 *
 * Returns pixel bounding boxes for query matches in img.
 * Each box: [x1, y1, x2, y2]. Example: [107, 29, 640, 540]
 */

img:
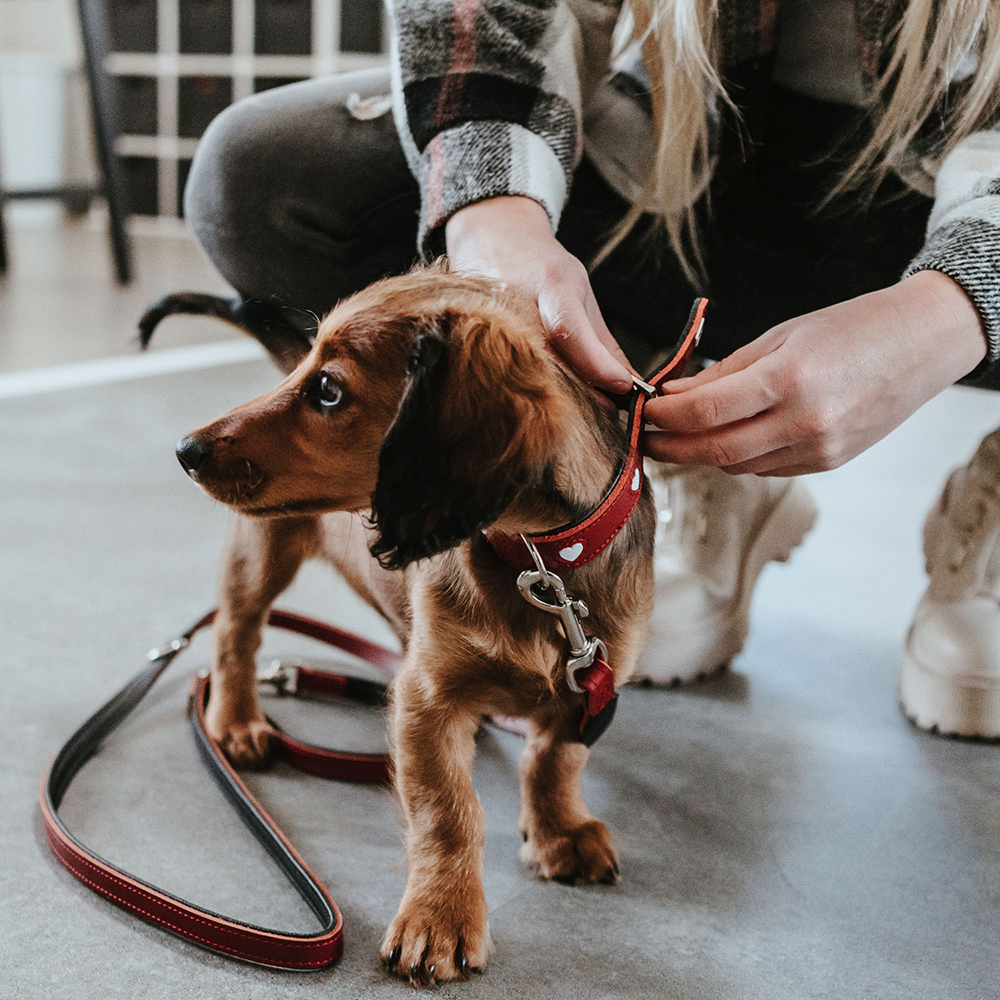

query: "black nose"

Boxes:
[176, 436, 208, 476]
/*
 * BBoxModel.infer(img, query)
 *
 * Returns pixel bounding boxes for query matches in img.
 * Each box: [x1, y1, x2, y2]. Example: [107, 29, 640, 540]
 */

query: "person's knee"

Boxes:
[184, 95, 279, 256]
[185, 73, 396, 252]
[181, 72, 416, 304]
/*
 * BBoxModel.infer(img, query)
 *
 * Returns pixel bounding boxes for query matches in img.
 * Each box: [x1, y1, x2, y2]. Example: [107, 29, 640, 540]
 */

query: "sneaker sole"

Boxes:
[900, 643, 1000, 740]
[634, 478, 818, 685]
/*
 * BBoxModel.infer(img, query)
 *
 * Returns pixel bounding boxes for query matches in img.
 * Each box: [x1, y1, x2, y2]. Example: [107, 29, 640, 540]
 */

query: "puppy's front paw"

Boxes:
[521, 818, 619, 885]
[207, 714, 276, 769]
[380, 889, 489, 986]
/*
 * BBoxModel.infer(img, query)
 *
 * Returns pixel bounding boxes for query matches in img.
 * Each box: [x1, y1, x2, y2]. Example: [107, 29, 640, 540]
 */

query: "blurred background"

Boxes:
[0, 0, 387, 370]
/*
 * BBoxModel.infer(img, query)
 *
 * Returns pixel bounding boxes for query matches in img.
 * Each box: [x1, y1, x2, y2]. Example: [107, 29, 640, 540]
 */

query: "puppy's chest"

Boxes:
[415, 565, 616, 698]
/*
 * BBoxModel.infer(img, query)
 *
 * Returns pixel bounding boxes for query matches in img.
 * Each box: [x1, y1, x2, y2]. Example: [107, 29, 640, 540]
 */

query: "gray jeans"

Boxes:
[185, 69, 932, 366]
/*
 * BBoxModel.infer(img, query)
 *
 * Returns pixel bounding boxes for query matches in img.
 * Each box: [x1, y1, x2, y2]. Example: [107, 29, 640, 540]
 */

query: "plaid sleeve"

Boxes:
[902, 131, 1000, 379]
[388, 0, 617, 259]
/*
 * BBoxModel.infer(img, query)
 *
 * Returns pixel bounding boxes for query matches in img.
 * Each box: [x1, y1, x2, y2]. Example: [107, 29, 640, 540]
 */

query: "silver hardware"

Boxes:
[631, 375, 657, 395]
[694, 315, 705, 346]
[519, 533, 552, 589]
[566, 637, 608, 694]
[517, 565, 604, 694]
[517, 568, 589, 648]
[147, 635, 190, 661]
[257, 659, 299, 695]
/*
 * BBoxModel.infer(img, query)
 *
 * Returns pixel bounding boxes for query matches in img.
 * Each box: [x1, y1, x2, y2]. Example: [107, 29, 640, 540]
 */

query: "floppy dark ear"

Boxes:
[369, 317, 556, 570]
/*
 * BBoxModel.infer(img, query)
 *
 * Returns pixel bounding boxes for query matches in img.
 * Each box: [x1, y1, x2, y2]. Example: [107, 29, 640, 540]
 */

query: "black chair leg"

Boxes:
[0, 182, 7, 273]
[0, 136, 6, 271]
[77, 0, 132, 284]
[0, 206, 7, 273]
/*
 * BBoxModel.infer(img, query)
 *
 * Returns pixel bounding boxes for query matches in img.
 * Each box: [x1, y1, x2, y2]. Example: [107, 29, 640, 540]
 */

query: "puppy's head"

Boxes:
[178, 269, 571, 568]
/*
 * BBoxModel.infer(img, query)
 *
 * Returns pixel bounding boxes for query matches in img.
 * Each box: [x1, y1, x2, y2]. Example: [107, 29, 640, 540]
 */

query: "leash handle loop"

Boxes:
[40, 608, 401, 969]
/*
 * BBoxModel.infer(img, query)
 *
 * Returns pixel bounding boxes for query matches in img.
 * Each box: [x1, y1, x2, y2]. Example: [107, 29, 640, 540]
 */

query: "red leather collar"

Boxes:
[485, 297, 707, 573]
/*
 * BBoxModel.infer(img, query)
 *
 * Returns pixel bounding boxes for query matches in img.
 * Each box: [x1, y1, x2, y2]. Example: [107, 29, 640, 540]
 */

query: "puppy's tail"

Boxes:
[138, 292, 316, 374]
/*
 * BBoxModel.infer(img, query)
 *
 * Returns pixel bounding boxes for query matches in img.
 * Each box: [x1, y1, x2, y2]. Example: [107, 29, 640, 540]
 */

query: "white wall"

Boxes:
[0, 0, 81, 59]
[0, 0, 95, 196]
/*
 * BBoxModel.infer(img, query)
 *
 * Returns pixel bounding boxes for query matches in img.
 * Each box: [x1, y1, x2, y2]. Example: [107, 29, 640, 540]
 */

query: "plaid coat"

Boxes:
[388, 0, 1000, 366]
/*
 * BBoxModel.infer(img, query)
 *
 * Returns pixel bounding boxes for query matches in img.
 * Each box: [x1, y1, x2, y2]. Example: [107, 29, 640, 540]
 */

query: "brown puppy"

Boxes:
[175, 268, 655, 985]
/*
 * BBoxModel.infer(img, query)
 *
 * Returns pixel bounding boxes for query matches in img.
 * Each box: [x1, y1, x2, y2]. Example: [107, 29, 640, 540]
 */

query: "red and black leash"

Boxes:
[40, 609, 400, 970]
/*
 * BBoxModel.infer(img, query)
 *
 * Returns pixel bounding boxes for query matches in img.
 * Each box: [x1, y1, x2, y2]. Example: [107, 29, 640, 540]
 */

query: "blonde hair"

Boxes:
[841, 0, 1000, 191]
[608, 0, 1000, 287]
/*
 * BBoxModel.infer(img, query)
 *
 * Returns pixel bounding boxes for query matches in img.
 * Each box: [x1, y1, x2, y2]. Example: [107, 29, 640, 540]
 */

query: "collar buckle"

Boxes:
[631, 374, 657, 396]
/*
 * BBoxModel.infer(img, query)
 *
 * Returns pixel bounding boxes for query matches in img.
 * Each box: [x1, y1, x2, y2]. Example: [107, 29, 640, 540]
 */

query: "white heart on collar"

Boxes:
[559, 542, 584, 563]
[631, 468, 641, 491]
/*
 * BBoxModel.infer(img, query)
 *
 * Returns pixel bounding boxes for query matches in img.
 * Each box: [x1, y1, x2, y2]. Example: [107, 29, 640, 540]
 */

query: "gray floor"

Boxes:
[0, 212, 237, 372]
[4, 218, 1000, 999]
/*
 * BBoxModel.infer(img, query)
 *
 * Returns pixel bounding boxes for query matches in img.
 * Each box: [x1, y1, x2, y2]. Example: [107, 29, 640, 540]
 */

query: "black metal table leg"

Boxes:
[77, 0, 132, 284]
[0, 201, 7, 273]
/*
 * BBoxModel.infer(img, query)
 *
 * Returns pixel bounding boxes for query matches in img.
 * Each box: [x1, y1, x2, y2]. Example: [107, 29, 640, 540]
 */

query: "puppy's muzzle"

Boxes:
[175, 435, 263, 500]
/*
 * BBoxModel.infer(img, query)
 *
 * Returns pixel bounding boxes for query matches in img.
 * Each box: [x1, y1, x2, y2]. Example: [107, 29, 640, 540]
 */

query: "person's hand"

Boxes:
[645, 271, 988, 476]
[445, 196, 634, 394]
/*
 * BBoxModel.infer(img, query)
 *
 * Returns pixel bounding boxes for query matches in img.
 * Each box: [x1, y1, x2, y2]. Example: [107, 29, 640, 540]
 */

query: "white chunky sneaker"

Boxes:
[901, 427, 1000, 738]
[634, 464, 818, 685]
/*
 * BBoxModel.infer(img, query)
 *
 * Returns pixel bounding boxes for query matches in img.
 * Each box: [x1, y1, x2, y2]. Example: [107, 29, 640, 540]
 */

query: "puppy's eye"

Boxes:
[316, 373, 344, 409]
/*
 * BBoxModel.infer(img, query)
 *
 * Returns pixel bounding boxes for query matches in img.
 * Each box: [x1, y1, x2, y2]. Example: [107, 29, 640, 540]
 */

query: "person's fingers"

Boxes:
[645, 363, 780, 433]
[748, 465, 816, 478]
[648, 428, 816, 475]
[644, 413, 786, 468]
[538, 285, 633, 393]
[585, 288, 638, 377]
[658, 331, 782, 394]
[719, 443, 801, 476]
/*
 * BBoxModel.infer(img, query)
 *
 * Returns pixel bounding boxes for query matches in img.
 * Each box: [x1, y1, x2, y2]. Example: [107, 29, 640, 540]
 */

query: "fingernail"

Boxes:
[610, 371, 633, 393]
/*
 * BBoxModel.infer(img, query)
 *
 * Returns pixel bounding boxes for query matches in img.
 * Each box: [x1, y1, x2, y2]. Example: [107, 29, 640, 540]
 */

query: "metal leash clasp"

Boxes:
[257, 659, 299, 695]
[516, 535, 606, 694]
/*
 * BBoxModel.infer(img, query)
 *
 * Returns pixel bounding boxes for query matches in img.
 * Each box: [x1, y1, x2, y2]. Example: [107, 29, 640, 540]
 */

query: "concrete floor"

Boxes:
[0, 210, 237, 372]
[4, 216, 1000, 999]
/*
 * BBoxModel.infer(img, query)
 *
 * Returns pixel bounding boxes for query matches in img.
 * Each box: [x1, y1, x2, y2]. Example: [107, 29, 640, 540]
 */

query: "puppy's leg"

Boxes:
[208, 514, 319, 767]
[380, 668, 489, 985]
[518, 703, 619, 885]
